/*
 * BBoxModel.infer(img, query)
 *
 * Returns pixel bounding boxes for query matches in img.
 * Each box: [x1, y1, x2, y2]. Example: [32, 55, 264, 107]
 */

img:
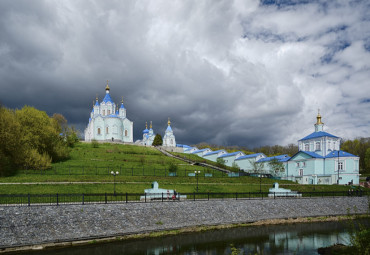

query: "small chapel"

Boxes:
[84, 82, 134, 142]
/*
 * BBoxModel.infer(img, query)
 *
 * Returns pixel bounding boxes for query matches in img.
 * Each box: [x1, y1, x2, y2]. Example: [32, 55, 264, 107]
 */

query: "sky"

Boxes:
[0, 0, 369, 149]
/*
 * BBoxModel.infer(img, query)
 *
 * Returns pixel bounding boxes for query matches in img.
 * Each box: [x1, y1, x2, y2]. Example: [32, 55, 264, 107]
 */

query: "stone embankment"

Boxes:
[0, 197, 368, 249]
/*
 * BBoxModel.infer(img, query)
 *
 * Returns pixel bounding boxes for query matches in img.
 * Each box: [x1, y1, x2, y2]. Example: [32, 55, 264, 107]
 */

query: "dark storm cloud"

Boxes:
[0, 0, 369, 148]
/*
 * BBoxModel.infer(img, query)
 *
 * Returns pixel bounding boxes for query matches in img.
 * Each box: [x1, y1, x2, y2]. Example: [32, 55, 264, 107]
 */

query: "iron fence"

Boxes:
[0, 190, 367, 206]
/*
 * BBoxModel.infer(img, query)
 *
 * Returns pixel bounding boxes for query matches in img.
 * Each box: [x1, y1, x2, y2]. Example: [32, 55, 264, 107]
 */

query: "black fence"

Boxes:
[0, 190, 367, 206]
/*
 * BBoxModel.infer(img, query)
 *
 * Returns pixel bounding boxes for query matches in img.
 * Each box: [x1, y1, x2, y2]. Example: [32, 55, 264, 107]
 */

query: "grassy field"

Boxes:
[0, 142, 364, 196]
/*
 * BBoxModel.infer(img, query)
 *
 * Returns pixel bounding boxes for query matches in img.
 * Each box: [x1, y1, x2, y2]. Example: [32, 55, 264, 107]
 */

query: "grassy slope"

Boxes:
[0, 143, 362, 194]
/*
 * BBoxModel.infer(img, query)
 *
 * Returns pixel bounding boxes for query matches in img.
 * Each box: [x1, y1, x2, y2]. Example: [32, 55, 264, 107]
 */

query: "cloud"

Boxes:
[0, 0, 369, 149]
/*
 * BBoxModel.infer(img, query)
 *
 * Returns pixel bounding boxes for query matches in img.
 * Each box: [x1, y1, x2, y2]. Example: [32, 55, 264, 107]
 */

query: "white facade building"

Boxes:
[163, 118, 176, 147]
[84, 82, 133, 142]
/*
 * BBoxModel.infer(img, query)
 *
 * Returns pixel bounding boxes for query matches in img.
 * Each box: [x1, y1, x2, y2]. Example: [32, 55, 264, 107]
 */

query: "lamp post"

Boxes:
[195, 170, 200, 192]
[111, 171, 119, 195]
[337, 150, 340, 185]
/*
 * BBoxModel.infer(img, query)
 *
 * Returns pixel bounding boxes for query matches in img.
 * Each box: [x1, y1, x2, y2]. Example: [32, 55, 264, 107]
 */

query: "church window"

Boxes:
[108, 110, 111, 115]
[299, 169, 303, 176]
[338, 161, 343, 171]
[328, 141, 331, 150]
[125, 130, 128, 136]
[302, 162, 306, 167]
[315, 142, 321, 151]
[296, 162, 299, 167]
[106, 127, 109, 134]
[97, 128, 101, 135]
[304, 144, 309, 151]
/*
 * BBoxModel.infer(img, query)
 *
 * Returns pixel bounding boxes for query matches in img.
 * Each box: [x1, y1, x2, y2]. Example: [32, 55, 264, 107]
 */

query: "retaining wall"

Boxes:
[0, 197, 368, 248]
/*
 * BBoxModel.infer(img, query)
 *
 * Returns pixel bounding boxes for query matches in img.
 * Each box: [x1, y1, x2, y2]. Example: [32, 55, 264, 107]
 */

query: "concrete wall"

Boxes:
[0, 197, 368, 249]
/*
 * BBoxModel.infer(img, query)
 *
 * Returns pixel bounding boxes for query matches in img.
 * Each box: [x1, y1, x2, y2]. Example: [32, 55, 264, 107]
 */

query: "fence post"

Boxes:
[274, 192, 275, 199]
[28, 193, 30, 206]
[105, 193, 107, 204]
[126, 192, 128, 203]
[236, 192, 238, 200]
[194, 192, 195, 201]
[145, 193, 146, 203]
[208, 192, 210, 201]
[82, 193, 84, 205]
[262, 191, 263, 200]
[56, 193, 59, 206]
[162, 192, 163, 202]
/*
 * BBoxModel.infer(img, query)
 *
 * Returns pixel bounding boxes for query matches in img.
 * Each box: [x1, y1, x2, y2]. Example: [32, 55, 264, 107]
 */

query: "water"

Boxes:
[24, 220, 366, 255]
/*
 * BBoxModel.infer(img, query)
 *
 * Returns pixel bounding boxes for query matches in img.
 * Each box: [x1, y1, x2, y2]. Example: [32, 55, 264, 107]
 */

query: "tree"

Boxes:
[216, 157, 226, 167]
[152, 134, 163, 146]
[231, 162, 240, 172]
[365, 148, 370, 173]
[268, 158, 285, 176]
[249, 159, 265, 192]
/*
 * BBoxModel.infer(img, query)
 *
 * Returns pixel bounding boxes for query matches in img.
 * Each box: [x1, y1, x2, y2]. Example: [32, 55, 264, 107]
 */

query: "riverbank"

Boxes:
[0, 197, 368, 253]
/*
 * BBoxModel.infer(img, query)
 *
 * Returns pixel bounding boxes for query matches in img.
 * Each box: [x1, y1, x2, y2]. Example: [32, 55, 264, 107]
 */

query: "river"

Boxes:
[23, 220, 367, 255]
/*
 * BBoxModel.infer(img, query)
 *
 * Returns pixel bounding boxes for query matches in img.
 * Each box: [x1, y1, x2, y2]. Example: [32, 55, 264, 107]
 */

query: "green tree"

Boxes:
[0, 106, 24, 176]
[365, 148, 370, 173]
[268, 158, 285, 176]
[152, 134, 163, 146]
[216, 157, 226, 167]
[231, 162, 240, 172]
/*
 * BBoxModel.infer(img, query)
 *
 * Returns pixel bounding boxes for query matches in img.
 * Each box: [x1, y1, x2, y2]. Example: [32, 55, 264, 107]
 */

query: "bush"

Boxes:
[91, 139, 99, 148]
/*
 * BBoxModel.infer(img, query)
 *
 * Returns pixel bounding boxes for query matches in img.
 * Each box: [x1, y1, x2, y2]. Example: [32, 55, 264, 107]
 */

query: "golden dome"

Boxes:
[105, 80, 110, 91]
[316, 109, 324, 125]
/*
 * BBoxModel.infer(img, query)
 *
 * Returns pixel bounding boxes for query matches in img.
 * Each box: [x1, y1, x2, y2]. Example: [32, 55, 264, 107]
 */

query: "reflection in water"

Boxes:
[26, 220, 368, 255]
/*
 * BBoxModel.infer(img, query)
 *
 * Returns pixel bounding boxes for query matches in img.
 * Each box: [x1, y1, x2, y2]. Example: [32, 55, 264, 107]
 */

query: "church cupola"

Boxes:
[105, 80, 110, 93]
[119, 96, 126, 117]
[314, 109, 324, 132]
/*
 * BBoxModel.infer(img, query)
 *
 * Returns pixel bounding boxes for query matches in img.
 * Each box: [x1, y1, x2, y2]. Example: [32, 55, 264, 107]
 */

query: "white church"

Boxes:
[85, 82, 177, 147]
[84, 82, 134, 142]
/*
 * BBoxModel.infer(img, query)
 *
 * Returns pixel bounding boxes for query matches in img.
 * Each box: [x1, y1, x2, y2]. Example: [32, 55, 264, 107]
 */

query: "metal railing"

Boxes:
[0, 190, 367, 206]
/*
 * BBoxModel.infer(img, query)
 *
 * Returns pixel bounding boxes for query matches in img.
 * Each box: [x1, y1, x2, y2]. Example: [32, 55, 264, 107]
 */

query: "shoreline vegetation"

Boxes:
[1, 214, 368, 254]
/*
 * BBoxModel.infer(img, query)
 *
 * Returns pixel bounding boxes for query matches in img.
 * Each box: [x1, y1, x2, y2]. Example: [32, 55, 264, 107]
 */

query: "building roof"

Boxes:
[143, 129, 149, 134]
[184, 147, 198, 152]
[325, 150, 358, 158]
[299, 131, 338, 141]
[166, 125, 172, 132]
[289, 151, 324, 160]
[203, 150, 226, 156]
[102, 93, 114, 104]
[257, 154, 290, 163]
[235, 153, 265, 161]
[218, 151, 244, 158]
[191, 148, 211, 154]
[120, 103, 125, 109]
[106, 114, 119, 118]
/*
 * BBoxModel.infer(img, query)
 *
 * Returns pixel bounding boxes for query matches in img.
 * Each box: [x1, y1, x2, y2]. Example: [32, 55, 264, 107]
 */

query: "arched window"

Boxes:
[106, 127, 109, 134]
[108, 110, 111, 115]
[125, 130, 128, 137]
[97, 128, 101, 135]
[304, 144, 309, 151]
[315, 142, 321, 151]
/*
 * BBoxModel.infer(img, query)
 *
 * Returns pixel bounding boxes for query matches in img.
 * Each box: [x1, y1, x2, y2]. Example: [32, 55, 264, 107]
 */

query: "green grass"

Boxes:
[0, 142, 365, 196]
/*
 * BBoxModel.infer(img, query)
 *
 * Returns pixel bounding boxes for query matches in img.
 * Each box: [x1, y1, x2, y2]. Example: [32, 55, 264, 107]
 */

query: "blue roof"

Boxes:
[143, 129, 149, 134]
[120, 103, 125, 109]
[257, 154, 290, 163]
[219, 151, 244, 158]
[289, 151, 323, 160]
[95, 100, 99, 106]
[203, 150, 226, 156]
[106, 114, 118, 118]
[102, 93, 114, 104]
[184, 147, 198, 152]
[325, 150, 358, 158]
[166, 125, 172, 132]
[235, 153, 265, 161]
[299, 131, 338, 141]
[192, 148, 211, 154]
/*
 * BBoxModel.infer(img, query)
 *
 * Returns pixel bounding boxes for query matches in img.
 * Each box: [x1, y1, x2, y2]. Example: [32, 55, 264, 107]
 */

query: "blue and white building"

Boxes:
[84, 83, 133, 142]
[163, 118, 176, 147]
[141, 121, 155, 146]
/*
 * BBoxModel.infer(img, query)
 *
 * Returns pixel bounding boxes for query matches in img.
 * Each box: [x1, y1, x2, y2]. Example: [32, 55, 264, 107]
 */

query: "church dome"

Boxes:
[143, 129, 149, 134]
